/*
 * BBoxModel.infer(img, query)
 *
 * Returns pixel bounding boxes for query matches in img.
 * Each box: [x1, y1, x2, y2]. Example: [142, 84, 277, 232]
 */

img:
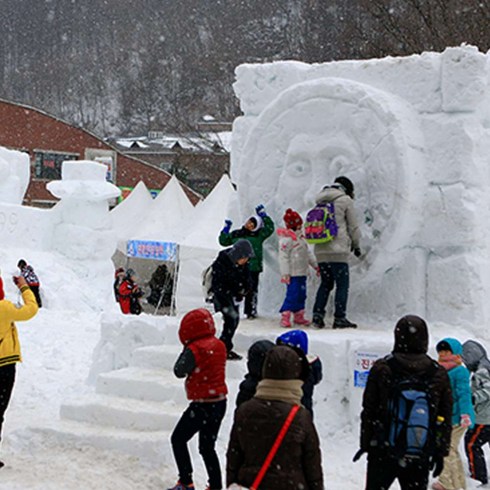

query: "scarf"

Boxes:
[439, 353, 462, 371]
[254, 378, 303, 406]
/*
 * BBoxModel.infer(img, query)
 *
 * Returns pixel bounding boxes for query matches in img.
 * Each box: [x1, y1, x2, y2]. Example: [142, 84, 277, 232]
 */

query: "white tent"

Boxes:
[131, 175, 195, 243]
[110, 181, 154, 243]
[175, 174, 237, 313]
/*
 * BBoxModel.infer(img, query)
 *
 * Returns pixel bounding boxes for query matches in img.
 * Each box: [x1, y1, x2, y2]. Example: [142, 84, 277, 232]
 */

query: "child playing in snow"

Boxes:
[168, 308, 228, 490]
[276, 329, 323, 417]
[219, 204, 274, 319]
[277, 208, 318, 328]
[17, 259, 42, 307]
[432, 337, 475, 490]
[462, 340, 490, 488]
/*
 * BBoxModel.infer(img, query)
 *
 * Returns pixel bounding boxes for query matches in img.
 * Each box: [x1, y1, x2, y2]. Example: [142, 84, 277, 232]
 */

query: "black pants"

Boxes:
[365, 451, 430, 490]
[465, 424, 490, 484]
[170, 399, 227, 489]
[244, 271, 260, 317]
[30, 285, 42, 308]
[0, 364, 16, 441]
[214, 294, 239, 352]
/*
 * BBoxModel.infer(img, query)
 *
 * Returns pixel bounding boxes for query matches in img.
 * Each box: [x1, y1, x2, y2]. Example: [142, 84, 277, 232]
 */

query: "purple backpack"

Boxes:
[304, 202, 338, 244]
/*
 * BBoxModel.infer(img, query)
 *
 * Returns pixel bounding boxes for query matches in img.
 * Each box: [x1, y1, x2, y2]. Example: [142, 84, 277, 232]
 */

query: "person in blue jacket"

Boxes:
[276, 329, 322, 417]
[433, 337, 475, 490]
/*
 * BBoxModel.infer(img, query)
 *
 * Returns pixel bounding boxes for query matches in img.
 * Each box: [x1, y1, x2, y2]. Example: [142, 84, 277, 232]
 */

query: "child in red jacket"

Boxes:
[168, 309, 228, 490]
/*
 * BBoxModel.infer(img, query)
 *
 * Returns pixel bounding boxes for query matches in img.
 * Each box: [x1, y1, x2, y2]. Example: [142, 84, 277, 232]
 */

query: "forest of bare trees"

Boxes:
[0, 0, 488, 137]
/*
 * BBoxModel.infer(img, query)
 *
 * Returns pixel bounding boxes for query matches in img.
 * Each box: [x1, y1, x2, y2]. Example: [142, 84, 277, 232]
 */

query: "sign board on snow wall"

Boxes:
[353, 351, 385, 388]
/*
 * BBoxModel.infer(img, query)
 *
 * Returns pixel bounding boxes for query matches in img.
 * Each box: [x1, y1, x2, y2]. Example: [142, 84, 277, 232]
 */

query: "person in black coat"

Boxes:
[212, 239, 254, 361]
[235, 340, 275, 407]
[355, 315, 453, 490]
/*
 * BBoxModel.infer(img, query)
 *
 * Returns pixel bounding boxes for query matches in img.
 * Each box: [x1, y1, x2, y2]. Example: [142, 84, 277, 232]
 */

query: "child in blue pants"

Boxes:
[277, 208, 318, 328]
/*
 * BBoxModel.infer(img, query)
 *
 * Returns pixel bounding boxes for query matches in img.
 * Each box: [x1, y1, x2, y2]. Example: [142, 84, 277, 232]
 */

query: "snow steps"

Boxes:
[32, 419, 173, 463]
[33, 333, 246, 462]
[96, 367, 187, 403]
[60, 393, 183, 431]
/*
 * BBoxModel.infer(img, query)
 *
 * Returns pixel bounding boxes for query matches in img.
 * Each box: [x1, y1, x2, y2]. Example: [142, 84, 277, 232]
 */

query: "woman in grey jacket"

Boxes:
[311, 176, 361, 329]
[462, 340, 490, 487]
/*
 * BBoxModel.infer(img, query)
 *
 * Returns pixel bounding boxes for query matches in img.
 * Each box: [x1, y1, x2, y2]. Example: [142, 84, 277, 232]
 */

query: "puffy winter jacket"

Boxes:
[360, 316, 453, 457]
[440, 337, 475, 426]
[227, 346, 323, 490]
[313, 186, 361, 263]
[0, 286, 38, 367]
[177, 308, 227, 401]
[277, 227, 317, 277]
[211, 249, 251, 303]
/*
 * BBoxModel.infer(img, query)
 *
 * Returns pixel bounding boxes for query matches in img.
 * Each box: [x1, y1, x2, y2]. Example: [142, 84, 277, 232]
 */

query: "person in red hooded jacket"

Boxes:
[168, 308, 228, 490]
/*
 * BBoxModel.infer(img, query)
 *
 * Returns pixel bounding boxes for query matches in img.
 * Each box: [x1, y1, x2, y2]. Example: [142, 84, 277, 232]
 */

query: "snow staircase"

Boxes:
[35, 338, 246, 463]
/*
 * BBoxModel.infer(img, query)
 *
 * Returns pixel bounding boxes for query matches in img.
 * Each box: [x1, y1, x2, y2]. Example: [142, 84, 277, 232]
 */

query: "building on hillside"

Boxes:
[109, 121, 231, 196]
[0, 99, 201, 207]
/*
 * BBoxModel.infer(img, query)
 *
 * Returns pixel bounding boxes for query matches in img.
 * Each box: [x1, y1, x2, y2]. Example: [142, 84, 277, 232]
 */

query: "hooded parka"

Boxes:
[227, 346, 323, 490]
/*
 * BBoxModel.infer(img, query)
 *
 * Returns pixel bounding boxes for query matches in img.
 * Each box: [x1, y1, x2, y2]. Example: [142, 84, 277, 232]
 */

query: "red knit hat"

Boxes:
[283, 208, 303, 230]
[0, 277, 4, 300]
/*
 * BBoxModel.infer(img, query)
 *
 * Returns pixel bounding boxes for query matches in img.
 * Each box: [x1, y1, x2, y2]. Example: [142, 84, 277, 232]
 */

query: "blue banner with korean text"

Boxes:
[127, 240, 178, 261]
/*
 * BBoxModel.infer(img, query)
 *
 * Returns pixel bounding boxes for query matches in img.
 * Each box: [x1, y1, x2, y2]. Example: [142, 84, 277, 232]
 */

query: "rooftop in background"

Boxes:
[108, 126, 231, 197]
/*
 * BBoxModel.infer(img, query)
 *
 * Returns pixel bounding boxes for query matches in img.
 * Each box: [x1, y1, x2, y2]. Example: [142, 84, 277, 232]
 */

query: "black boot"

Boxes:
[312, 316, 325, 329]
[333, 317, 357, 329]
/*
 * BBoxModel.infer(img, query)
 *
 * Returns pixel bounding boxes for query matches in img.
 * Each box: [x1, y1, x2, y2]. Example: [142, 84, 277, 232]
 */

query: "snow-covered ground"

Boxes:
[0, 263, 486, 489]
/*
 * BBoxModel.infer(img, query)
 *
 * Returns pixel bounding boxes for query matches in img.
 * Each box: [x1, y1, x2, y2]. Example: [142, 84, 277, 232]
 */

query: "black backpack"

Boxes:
[385, 356, 439, 459]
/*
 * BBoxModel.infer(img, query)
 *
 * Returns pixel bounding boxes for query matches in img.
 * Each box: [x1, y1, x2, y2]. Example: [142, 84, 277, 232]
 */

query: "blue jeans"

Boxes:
[313, 262, 349, 320]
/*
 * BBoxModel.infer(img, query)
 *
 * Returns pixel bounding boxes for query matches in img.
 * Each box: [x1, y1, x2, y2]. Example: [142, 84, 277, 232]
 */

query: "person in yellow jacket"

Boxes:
[0, 273, 38, 468]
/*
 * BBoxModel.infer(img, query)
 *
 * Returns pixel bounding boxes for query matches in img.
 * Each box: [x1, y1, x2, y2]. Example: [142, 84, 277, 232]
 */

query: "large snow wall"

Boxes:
[231, 45, 490, 327]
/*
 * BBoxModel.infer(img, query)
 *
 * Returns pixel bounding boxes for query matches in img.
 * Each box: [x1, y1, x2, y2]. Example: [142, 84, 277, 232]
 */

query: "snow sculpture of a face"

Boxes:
[234, 77, 426, 316]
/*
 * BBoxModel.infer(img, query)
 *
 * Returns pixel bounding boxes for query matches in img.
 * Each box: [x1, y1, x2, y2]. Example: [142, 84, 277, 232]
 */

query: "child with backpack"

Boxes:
[276, 329, 322, 417]
[168, 308, 228, 490]
[277, 208, 318, 328]
[462, 340, 490, 488]
[432, 338, 475, 490]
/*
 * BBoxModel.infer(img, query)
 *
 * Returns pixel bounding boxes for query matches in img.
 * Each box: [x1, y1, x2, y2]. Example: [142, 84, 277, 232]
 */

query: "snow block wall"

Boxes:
[231, 45, 490, 327]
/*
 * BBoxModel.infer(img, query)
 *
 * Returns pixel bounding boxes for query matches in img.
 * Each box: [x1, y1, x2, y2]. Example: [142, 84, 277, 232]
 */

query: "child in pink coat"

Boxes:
[277, 208, 318, 328]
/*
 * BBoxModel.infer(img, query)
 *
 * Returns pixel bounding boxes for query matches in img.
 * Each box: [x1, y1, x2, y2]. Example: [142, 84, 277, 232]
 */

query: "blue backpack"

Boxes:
[386, 357, 438, 458]
[304, 202, 338, 244]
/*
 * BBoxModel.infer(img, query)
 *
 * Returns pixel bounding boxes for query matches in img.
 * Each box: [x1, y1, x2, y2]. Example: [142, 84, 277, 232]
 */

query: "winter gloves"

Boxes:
[460, 413, 472, 428]
[222, 219, 232, 234]
[353, 247, 362, 258]
[255, 204, 267, 218]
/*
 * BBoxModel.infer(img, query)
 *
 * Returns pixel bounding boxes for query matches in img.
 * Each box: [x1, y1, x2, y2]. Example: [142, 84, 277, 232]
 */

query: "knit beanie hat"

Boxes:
[226, 239, 255, 263]
[277, 329, 309, 355]
[283, 208, 303, 230]
[0, 276, 4, 300]
[334, 176, 355, 199]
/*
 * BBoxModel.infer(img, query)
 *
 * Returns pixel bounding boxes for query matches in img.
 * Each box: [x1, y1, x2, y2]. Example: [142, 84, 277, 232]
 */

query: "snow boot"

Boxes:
[280, 311, 292, 328]
[167, 481, 195, 490]
[226, 350, 243, 361]
[293, 310, 311, 326]
[312, 315, 325, 329]
[333, 317, 357, 329]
